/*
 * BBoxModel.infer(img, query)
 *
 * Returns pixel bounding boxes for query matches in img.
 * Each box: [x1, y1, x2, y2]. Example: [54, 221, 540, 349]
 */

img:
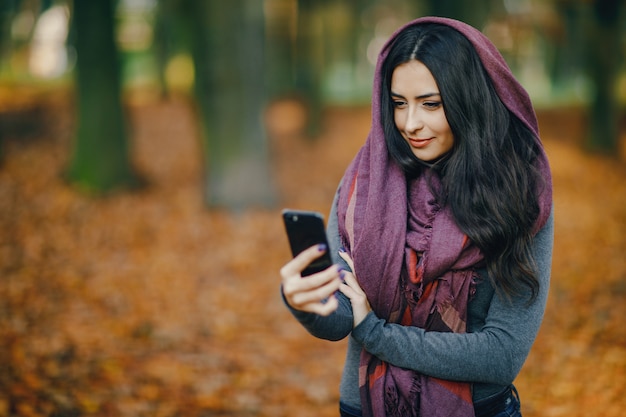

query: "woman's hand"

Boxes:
[338, 251, 372, 327]
[280, 244, 343, 316]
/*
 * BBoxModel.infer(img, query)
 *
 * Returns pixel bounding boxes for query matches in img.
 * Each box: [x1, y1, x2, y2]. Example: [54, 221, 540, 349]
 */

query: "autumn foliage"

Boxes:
[0, 94, 625, 417]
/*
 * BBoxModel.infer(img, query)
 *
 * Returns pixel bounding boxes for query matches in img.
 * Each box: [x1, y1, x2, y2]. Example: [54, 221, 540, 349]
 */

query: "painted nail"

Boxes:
[339, 270, 346, 281]
[339, 247, 346, 253]
[317, 244, 327, 252]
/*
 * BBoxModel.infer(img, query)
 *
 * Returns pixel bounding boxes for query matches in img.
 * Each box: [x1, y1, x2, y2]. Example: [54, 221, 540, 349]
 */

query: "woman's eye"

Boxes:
[393, 100, 407, 108]
[424, 101, 442, 109]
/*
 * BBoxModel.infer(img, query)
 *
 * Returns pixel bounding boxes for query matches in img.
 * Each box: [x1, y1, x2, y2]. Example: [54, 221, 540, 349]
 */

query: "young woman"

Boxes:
[280, 17, 553, 417]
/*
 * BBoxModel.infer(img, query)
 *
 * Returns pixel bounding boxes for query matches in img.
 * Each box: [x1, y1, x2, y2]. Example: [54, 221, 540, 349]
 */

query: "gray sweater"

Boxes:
[287, 193, 554, 411]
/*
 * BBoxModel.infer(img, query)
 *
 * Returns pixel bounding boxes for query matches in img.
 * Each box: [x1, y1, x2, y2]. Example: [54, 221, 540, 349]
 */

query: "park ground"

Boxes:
[0, 93, 625, 416]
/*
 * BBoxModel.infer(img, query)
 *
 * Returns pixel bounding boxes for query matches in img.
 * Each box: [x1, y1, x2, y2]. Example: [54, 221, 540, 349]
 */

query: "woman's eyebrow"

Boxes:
[391, 91, 441, 99]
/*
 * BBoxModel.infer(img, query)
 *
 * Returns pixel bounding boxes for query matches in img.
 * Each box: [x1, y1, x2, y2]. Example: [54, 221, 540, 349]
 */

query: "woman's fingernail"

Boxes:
[339, 247, 346, 253]
[317, 244, 327, 252]
[339, 270, 346, 281]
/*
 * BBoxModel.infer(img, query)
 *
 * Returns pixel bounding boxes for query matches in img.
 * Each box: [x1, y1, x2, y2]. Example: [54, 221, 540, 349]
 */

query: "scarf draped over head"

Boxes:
[336, 16, 552, 417]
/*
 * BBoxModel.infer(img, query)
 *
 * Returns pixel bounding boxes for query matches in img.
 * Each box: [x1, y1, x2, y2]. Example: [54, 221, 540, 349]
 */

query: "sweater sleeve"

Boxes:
[351, 208, 554, 384]
[282, 190, 354, 342]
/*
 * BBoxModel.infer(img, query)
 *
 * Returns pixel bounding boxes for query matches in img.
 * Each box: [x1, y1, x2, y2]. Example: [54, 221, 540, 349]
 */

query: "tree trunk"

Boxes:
[548, 1, 586, 93]
[67, 0, 139, 192]
[183, 0, 276, 209]
[293, 0, 324, 137]
[0, 0, 17, 75]
[584, 0, 623, 154]
[424, 0, 491, 29]
[264, 0, 297, 98]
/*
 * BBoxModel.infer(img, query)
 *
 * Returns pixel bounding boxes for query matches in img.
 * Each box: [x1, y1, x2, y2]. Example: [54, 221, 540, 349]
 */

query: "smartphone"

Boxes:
[282, 209, 334, 276]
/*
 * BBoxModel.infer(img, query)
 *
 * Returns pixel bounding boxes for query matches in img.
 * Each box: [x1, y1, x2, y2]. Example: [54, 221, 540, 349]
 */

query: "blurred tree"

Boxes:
[0, 0, 19, 163]
[153, 0, 175, 99]
[544, 0, 586, 93]
[292, 0, 324, 137]
[67, 0, 140, 192]
[264, 0, 297, 98]
[264, 0, 325, 137]
[424, 0, 492, 29]
[0, 0, 19, 75]
[179, 0, 276, 209]
[583, 0, 624, 154]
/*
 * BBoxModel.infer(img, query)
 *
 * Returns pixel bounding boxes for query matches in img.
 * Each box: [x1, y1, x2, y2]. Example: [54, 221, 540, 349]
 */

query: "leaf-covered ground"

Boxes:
[0, 94, 625, 417]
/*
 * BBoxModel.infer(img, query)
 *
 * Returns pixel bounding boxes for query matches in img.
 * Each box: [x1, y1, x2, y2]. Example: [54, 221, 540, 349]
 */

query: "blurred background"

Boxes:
[0, 1, 625, 416]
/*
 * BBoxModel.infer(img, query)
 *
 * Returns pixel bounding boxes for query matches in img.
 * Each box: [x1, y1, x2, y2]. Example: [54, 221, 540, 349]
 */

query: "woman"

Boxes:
[280, 17, 553, 417]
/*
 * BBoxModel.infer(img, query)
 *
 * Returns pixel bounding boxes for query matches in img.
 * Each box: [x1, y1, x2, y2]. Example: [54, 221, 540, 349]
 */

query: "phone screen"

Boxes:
[282, 209, 334, 276]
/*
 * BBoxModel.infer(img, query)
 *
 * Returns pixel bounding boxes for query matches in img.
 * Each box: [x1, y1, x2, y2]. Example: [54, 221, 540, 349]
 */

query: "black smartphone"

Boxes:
[282, 209, 334, 276]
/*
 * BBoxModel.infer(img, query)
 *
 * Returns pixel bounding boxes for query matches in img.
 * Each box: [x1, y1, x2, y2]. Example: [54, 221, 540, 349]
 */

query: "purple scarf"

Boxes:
[337, 17, 552, 417]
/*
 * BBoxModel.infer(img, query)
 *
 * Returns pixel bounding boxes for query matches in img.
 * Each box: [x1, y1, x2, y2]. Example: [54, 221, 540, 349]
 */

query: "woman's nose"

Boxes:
[405, 107, 423, 133]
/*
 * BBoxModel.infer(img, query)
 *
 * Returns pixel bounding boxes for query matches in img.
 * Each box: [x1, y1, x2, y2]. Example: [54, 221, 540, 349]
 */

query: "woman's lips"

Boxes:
[407, 137, 434, 148]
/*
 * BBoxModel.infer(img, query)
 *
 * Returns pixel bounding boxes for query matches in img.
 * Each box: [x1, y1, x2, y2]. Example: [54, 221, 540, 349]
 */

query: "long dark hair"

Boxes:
[381, 23, 542, 301]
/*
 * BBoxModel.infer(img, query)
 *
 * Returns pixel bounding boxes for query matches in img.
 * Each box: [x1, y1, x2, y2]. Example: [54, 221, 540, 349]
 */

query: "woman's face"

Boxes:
[391, 60, 454, 162]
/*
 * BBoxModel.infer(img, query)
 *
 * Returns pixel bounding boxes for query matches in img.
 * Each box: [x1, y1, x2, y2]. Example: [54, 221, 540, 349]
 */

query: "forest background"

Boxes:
[0, 0, 625, 416]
